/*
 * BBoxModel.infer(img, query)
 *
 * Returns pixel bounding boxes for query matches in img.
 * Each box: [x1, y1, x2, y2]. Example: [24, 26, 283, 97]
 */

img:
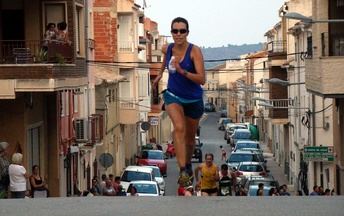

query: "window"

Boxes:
[73, 92, 79, 113]
[43, 2, 66, 36]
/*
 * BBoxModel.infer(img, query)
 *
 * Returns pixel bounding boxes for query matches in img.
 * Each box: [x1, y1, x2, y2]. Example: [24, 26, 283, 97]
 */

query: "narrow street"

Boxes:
[164, 112, 233, 195]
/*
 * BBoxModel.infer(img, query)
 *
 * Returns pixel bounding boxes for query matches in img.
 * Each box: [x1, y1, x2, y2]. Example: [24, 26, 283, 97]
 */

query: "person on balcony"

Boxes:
[56, 21, 71, 45]
[42, 23, 57, 51]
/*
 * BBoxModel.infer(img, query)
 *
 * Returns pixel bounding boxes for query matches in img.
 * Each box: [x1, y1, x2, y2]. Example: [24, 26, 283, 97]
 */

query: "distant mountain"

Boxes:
[201, 43, 264, 69]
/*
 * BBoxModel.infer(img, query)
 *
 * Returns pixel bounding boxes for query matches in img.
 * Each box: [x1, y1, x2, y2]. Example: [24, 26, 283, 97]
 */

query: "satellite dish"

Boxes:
[99, 153, 113, 168]
[140, 121, 151, 131]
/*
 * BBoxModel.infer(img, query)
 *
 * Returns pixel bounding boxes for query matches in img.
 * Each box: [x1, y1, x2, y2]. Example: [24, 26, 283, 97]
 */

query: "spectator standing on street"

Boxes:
[102, 179, 116, 196]
[257, 183, 264, 196]
[219, 145, 227, 161]
[9, 153, 29, 199]
[195, 153, 219, 196]
[236, 185, 247, 196]
[100, 174, 107, 195]
[318, 186, 325, 195]
[0, 141, 10, 199]
[324, 188, 331, 196]
[309, 185, 319, 196]
[152, 17, 205, 187]
[30, 165, 49, 198]
[279, 184, 291, 196]
[218, 164, 234, 196]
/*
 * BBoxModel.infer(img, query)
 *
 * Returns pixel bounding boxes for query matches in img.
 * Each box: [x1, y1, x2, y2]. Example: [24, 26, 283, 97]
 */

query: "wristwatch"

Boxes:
[183, 70, 188, 76]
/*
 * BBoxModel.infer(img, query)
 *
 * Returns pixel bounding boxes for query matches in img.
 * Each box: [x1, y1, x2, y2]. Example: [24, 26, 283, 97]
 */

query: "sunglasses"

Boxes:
[171, 29, 188, 34]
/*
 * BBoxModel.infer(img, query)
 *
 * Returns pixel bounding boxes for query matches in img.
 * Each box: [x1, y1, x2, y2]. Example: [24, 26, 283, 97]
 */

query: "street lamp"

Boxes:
[266, 78, 305, 86]
[284, 12, 344, 23]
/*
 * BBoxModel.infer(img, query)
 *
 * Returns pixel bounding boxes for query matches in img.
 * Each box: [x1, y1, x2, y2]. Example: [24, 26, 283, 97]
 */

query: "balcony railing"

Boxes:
[271, 99, 293, 108]
[267, 40, 287, 54]
[119, 40, 134, 52]
[321, 32, 344, 57]
[0, 40, 73, 64]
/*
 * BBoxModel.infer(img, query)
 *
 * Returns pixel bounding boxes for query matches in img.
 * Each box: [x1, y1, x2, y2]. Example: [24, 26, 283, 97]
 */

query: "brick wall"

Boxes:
[93, 5, 118, 62]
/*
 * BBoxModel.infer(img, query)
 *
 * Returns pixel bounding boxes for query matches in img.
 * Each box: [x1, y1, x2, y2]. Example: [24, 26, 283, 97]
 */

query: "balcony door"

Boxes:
[42, 2, 66, 34]
[27, 123, 43, 172]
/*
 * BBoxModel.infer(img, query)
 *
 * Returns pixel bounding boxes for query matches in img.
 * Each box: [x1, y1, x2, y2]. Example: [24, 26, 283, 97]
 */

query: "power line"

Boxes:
[87, 62, 306, 74]
[86, 51, 307, 64]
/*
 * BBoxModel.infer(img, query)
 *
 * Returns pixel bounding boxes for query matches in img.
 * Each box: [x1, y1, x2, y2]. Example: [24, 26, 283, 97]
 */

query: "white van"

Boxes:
[120, 166, 155, 192]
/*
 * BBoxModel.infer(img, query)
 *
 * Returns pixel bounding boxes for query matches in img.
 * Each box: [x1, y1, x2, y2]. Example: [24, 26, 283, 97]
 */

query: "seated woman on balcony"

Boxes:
[42, 23, 57, 51]
[56, 21, 71, 45]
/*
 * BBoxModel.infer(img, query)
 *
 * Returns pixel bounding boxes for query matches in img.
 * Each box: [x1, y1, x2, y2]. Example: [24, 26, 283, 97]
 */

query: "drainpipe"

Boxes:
[312, 94, 317, 187]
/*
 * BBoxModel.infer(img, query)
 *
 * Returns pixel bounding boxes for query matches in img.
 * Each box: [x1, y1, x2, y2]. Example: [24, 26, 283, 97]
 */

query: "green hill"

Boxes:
[201, 43, 264, 69]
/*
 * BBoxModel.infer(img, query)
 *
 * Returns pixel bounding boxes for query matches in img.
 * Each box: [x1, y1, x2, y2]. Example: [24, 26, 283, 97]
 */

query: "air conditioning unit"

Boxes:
[75, 118, 88, 142]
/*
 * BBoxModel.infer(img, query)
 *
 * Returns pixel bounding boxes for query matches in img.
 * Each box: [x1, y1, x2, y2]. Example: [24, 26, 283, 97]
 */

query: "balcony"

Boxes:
[267, 40, 287, 54]
[119, 98, 139, 124]
[0, 40, 73, 64]
[118, 40, 137, 65]
[305, 32, 344, 97]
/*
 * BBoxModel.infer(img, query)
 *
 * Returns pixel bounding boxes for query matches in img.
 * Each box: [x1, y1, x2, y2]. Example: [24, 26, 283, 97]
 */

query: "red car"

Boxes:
[137, 150, 167, 177]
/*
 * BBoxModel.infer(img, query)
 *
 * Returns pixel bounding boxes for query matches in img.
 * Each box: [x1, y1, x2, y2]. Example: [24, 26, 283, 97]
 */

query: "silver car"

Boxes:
[236, 162, 266, 178]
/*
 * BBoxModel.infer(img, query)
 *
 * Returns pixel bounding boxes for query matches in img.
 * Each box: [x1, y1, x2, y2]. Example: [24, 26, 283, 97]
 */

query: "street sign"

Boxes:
[304, 146, 334, 162]
[149, 117, 159, 126]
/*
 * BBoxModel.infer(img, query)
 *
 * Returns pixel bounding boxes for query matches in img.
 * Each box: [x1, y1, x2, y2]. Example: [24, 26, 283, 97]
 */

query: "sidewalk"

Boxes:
[260, 141, 292, 191]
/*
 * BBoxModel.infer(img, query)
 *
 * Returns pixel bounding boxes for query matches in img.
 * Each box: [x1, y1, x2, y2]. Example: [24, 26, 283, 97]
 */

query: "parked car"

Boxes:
[137, 150, 167, 176]
[204, 103, 216, 112]
[224, 124, 247, 142]
[226, 151, 261, 170]
[220, 109, 227, 117]
[233, 140, 261, 152]
[236, 162, 267, 179]
[218, 118, 232, 131]
[229, 129, 251, 147]
[126, 180, 161, 196]
[192, 136, 203, 162]
[120, 166, 155, 192]
[236, 149, 267, 170]
[240, 175, 279, 192]
[144, 166, 165, 195]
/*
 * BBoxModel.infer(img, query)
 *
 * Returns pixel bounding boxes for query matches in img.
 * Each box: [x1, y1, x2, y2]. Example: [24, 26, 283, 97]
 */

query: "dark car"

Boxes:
[192, 136, 203, 162]
[204, 103, 216, 112]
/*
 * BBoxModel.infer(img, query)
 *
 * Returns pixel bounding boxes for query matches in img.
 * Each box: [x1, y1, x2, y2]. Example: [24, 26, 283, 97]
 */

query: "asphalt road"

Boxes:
[164, 112, 231, 195]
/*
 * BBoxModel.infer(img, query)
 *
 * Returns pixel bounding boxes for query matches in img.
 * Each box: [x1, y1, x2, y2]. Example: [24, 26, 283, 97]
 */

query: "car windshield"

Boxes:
[233, 132, 251, 139]
[249, 180, 279, 187]
[248, 187, 271, 196]
[152, 168, 161, 177]
[121, 171, 151, 182]
[142, 151, 163, 160]
[236, 143, 259, 149]
[228, 154, 259, 162]
[239, 164, 263, 172]
[130, 183, 157, 194]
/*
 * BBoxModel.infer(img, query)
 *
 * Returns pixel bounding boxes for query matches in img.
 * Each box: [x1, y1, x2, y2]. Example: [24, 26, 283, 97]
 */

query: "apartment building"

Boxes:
[0, 0, 96, 197]
[304, 0, 344, 195]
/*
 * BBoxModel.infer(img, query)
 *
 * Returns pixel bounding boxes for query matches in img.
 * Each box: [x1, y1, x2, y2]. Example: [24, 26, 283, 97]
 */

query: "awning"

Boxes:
[90, 64, 126, 85]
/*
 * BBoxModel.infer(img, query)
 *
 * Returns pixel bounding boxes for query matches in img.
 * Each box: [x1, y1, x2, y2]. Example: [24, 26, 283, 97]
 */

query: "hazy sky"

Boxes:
[143, 0, 285, 47]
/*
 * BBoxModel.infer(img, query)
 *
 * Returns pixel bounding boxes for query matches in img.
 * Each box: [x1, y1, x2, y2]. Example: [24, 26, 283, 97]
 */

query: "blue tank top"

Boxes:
[165, 43, 203, 100]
